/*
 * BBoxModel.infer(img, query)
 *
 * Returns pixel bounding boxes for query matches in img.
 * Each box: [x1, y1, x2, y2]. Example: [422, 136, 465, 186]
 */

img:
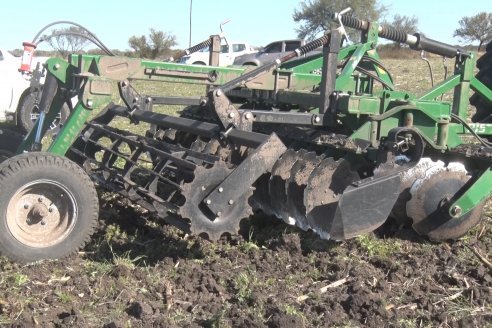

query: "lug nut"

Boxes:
[218, 187, 224, 193]
[38, 197, 43, 203]
[40, 220, 46, 226]
[216, 211, 222, 217]
[205, 199, 212, 205]
[228, 199, 234, 205]
[228, 112, 235, 118]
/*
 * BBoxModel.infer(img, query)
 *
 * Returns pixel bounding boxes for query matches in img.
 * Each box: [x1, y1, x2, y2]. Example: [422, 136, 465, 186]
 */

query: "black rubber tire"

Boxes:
[0, 128, 24, 164]
[0, 153, 99, 263]
[472, 41, 492, 123]
[17, 89, 71, 135]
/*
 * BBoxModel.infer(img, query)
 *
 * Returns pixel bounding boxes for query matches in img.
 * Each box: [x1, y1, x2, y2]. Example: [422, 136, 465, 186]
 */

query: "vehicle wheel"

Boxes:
[471, 41, 492, 124]
[0, 128, 24, 164]
[17, 90, 70, 135]
[0, 153, 99, 263]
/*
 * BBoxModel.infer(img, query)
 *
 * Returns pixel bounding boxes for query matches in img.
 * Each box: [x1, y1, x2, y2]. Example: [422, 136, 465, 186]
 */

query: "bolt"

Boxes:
[121, 81, 128, 87]
[201, 186, 206, 191]
[86, 99, 94, 108]
[218, 187, 224, 193]
[216, 211, 222, 217]
[23, 204, 29, 210]
[54, 63, 60, 70]
[205, 199, 212, 205]
[228, 112, 235, 119]
[228, 199, 234, 205]
[451, 206, 462, 217]
[145, 97, 152, 103]
[48, 207, 53, 213]
[133, 97, 139, 103]
[40, 220, 46, 226]
[215, 89, 223, 97]
[314, 116, 321, 123]
[245, 112, 252, 120]
[38, 197, 43, 203]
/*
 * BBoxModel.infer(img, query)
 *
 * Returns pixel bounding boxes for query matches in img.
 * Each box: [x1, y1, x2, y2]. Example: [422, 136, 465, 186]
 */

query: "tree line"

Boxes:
[22, 0, 492, 59]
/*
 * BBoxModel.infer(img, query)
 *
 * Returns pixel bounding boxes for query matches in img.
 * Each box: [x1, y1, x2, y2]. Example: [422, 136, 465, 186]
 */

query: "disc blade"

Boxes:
[269, 149, 300, 220]
[304, 158, 359, 239]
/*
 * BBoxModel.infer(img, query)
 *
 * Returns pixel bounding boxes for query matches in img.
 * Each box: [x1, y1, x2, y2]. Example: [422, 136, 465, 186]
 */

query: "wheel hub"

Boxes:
[6, 180, 77, 248]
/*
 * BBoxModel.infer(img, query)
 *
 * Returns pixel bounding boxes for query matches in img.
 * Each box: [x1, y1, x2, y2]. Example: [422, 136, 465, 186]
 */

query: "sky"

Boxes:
[0, 0, 490, 52]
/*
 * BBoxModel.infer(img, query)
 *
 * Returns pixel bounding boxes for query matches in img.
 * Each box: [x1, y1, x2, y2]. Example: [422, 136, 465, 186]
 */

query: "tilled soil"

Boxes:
[0, 195, 491, 328]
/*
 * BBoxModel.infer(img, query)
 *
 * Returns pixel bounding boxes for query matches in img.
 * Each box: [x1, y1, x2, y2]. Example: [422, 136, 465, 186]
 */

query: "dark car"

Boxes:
[232, 39, 305, 66]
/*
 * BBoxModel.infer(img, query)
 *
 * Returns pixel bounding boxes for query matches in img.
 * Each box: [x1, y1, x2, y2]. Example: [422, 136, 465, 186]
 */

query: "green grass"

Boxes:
[356, 233, 401, 258]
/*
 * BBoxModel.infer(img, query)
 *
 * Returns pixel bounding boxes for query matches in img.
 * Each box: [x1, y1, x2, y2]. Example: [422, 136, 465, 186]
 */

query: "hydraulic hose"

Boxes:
[331, 12, 469, 58]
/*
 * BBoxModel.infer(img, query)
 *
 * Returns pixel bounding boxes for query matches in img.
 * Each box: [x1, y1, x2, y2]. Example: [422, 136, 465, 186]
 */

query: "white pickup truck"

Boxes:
[178, 41, 257, 67]
[0, 49, 69, 133]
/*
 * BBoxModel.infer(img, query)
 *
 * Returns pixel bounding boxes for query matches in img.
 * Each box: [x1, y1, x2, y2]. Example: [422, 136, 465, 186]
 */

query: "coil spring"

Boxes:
[297, 34, 331, 56]
[339, 14, 408, 44]
[340, 15, 366, 31]
[187, 38, 213, 55]
[379, 26, 408, 44]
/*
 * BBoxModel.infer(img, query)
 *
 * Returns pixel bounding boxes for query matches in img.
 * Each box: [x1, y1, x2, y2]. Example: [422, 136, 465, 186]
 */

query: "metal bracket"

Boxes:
[118, 80, 152, 121]
[239, 111, 253, 131]
[204, 133, 287, 216]
[210, 88, 240, 130]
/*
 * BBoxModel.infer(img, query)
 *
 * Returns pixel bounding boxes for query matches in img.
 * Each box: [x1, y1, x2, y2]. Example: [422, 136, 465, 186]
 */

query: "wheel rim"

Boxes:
[30, 106, 62, 131]
[6, 179, 78, 248]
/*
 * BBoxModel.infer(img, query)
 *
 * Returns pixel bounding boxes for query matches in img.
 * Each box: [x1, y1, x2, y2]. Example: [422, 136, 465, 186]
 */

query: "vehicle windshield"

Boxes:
[232, 44, 246, 52]
[220, 45, 229, 53]
[263, 42, 282, 53]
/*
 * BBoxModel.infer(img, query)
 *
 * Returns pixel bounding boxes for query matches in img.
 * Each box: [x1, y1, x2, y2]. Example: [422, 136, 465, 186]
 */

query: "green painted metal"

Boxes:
[471, 76, 492, 104]
[419, 75, 461, 101]
[449, 168, 492, 217]
[48, 102, 93, 155]
[452, 54, 475, 120]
